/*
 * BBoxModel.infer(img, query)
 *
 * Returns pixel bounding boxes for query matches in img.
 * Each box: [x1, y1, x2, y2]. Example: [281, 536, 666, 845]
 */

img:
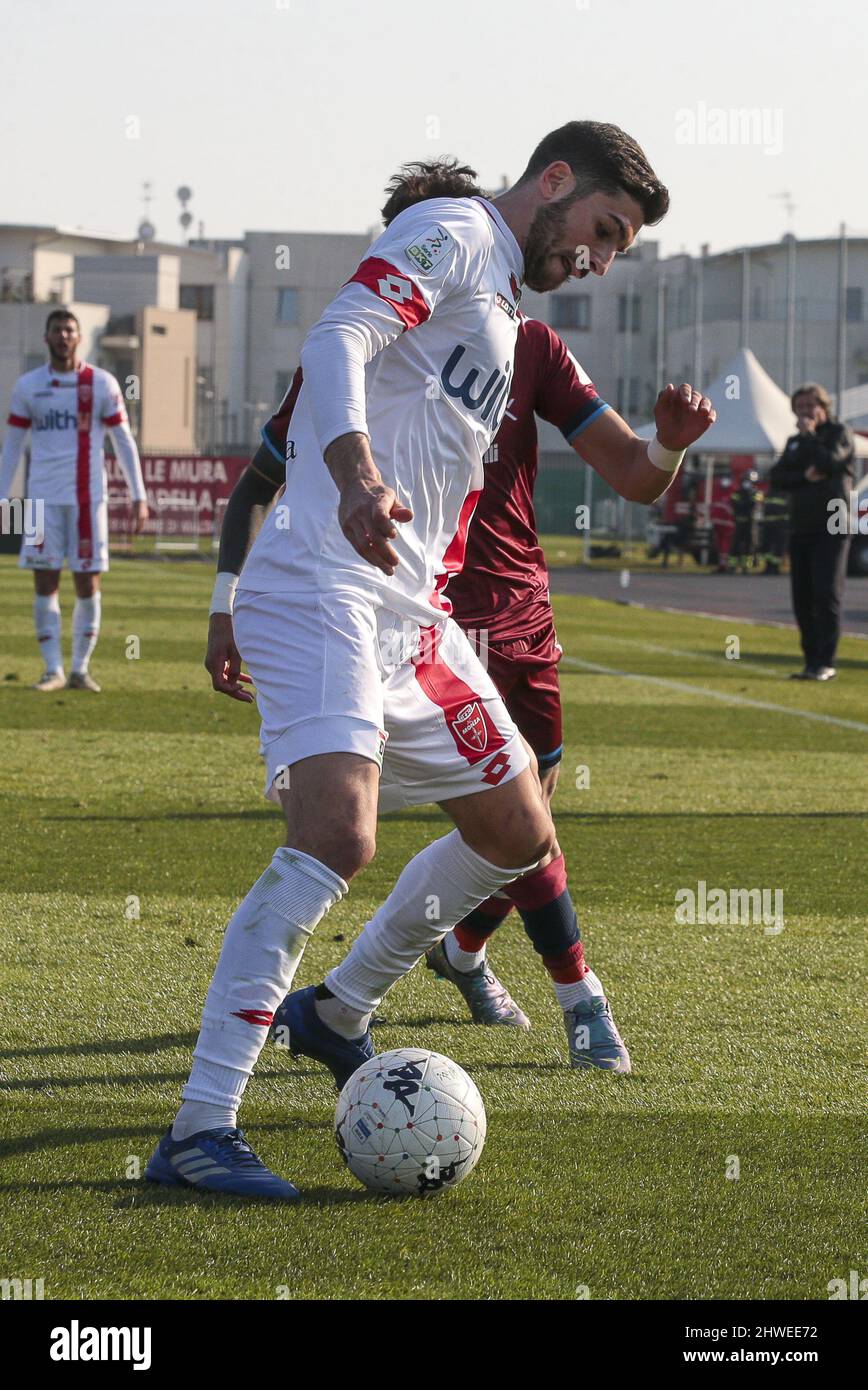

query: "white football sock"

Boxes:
[34, 593, 63, 674]
[175, 847, 346, 1133]
[322, 829, 536, 1033]
[444, 930, 486, 974]
[556, 967, 606, 1011]
[171, 1065, 245, 1141]
[72, 593, 101, 674]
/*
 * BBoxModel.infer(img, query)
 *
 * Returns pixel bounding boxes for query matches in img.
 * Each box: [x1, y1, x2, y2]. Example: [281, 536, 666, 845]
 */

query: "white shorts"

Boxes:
[18, 501, 109, 573]
[232, 587, 530, 813]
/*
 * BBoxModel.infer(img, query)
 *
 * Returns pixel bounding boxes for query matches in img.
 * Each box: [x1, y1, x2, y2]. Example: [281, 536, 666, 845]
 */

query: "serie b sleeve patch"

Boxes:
[404, 224, 456, 274]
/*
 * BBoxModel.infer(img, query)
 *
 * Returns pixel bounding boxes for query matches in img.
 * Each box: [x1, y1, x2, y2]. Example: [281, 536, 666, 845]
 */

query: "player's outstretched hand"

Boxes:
[132, 500, 149, 534]
[338, 481, 413, 576]
[654, 383, 716, 450]
[205, 611, 254, 702]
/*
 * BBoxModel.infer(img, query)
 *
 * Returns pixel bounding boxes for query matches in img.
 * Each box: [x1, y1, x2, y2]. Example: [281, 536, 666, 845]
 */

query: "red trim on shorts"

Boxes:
[346, 258, 430, 331]
[75, 365, 94, 560]
[413, 625, 506, 766]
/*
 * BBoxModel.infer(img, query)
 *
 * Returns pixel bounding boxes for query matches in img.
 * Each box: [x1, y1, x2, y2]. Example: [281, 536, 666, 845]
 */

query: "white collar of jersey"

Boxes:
[472, 197, 524, 284]
[44, 360, 83, 379]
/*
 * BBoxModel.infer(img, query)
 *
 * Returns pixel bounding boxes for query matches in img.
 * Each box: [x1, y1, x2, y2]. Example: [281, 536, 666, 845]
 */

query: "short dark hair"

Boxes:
[381, 159, 483, 227]
[518, 121, 669, 226]
[45, 308, 80, 332]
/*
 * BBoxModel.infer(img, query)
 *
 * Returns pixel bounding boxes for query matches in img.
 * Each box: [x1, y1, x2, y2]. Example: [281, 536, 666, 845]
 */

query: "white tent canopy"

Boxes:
[637, 347, 868, 458]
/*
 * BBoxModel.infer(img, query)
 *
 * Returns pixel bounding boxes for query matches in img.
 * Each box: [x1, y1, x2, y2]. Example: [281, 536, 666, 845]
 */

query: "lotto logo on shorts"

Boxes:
[481, 752, 511, 786]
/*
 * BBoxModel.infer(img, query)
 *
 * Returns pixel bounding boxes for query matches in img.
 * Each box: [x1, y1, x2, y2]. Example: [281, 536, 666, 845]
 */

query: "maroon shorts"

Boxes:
[482, 622, 563, 769]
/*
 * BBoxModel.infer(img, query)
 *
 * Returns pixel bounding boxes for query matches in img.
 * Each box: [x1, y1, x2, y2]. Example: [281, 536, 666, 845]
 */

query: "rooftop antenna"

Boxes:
[772, 190, 797, 232]
[137, 181, 156, 243]
[177, 186, 194, 243]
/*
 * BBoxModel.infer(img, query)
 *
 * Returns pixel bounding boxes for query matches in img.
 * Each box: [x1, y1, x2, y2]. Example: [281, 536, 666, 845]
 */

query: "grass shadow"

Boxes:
[0, 1118, 331, 1161]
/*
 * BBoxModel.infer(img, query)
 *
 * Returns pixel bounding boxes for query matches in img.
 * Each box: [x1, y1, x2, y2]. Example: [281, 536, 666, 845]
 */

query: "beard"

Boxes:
[522, 198, 577, 293]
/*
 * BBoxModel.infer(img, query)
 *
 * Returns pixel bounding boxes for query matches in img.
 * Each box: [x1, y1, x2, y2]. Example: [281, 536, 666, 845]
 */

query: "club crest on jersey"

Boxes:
[451, 701, 488, 753]
[404, 224, 455, 274]
[509, 272, 522, 305]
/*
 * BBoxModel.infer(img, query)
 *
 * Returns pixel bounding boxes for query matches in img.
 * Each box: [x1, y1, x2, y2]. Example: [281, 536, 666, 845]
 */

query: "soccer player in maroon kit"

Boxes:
[206, 160, 715, 1072]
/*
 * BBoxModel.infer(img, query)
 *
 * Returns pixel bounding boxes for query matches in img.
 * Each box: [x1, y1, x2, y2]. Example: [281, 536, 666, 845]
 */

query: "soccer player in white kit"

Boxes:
[147, 122, 677, 1200]
[0, 309, 148, 691]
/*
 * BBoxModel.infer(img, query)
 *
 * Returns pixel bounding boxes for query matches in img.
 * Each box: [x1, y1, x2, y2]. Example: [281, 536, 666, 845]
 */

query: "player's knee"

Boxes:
[293, 826, 377, 882]
[34, 571, 60, 597]
[521, 814, 556, 868]
[482, 808, 555, 872]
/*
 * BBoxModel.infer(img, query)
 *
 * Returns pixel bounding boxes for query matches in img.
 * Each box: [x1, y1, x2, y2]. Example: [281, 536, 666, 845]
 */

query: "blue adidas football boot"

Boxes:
[564, 997, 632, 1073]
[273, 983, 373, 1089]
[145, 1126, 300, 1200]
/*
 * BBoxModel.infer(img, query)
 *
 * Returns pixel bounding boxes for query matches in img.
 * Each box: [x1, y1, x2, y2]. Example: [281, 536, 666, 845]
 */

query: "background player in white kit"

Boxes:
[0, 309, 148, 691]
[146, 123, 709, 1201]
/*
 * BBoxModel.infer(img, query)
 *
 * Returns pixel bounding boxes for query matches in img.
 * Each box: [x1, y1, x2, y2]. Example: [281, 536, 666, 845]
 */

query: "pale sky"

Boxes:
[2, 0, 865, 256]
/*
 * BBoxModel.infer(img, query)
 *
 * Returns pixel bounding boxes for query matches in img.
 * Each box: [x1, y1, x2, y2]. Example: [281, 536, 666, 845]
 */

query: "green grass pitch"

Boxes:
[0, 553, 865, 1301]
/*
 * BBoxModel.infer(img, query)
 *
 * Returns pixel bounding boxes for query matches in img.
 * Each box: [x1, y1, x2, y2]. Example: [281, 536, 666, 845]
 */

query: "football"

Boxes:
[334, 1048, 487, 1196]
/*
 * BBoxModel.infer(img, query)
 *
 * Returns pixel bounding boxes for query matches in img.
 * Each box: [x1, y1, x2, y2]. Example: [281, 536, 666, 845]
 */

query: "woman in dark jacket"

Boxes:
[769, 383, 855, 680]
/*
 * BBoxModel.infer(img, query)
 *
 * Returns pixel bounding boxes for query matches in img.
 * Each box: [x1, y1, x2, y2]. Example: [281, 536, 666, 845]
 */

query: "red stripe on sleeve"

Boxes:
[345, 257, 430, 331]
[102, 411, 125, 427]
[7, 413, 31, 428]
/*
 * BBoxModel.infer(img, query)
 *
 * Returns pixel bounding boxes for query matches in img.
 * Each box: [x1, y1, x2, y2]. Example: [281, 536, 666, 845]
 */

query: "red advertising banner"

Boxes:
[106, 454, 249, 540]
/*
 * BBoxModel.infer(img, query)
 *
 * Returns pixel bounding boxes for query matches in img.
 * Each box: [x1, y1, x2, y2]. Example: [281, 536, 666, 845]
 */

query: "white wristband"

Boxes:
[210, 571, 239, 615]
[647, 436, 686, 474]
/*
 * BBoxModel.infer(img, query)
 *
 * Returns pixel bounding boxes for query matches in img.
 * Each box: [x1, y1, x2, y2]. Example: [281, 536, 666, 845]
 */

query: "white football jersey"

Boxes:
[239, 196, 524, 624]
[6, 362, 131, 506]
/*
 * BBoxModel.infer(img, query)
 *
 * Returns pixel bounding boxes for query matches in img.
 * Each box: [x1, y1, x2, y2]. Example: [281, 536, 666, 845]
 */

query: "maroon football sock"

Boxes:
[452, 894, 513, 953]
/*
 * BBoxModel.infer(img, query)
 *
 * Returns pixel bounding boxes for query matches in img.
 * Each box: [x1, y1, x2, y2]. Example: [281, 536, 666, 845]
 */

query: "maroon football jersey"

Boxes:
[445, 316, 609, 641]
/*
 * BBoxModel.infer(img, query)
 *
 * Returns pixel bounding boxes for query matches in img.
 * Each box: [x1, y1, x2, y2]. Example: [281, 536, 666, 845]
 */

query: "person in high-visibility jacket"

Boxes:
[728, 470, 761, 573]
[761, 484, 789, 574]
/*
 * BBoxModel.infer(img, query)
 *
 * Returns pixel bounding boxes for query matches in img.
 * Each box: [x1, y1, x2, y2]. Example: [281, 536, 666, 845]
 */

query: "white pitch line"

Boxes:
[560, 655, 868, 734]
[595, 634, 786, 678]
